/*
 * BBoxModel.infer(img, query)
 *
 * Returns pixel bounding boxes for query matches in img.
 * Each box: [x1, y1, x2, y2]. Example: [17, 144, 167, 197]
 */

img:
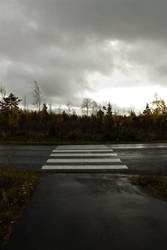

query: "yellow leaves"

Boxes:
[150, 93, 167, 114]
[3, 155, 12, 167]
[8, 112, 18, 128]
[20, 181, 34, 197]
[56, 117, 64, 124]
[130, 176, 167, 201]
[0, 168, 39, 248]
[1, 189, 8, 204]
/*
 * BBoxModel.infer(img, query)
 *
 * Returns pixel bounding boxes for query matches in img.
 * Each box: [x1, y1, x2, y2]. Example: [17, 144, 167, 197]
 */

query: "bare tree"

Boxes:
[91, 100, 98, 115]
[66, 102, 72, 115]
[0, 86, 6, 101]
[56, 105, 63, 114]
[81, 98, 92, 116]
[33, 81, 42, 111]
[23, 96, 28, 110]
[48, 103, 52, 113]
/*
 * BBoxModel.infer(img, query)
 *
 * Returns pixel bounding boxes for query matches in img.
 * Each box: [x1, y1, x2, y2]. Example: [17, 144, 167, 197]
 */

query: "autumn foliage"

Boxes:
[0, 93, 167, 142]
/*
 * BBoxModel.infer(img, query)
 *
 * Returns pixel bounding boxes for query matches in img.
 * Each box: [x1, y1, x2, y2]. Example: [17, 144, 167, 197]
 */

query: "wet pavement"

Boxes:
[0, 143, 167, 175]
[5, 174, 167, 250]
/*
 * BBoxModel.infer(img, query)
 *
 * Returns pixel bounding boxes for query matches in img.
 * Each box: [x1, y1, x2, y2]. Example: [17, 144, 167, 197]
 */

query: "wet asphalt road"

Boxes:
[2, 144, 167, 250]
[0, 143, 167, 175]
[5, 174, 167, 250]
[113, 144, 167, 175]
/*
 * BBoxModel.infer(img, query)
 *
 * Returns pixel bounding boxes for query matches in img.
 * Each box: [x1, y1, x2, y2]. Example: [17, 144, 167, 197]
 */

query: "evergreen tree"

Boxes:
[42, 103, 48, 114]
[0, 93, 21, 112]
[143, 103, 151, 115]
[107, 102, 112, 116]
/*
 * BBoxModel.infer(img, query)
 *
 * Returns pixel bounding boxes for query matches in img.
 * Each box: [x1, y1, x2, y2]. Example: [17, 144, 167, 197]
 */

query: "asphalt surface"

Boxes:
[2, 143, 167, 250]
[0, 145, 53, 171]
[1, 143, 167, 175]
[5, 174, 167, 250]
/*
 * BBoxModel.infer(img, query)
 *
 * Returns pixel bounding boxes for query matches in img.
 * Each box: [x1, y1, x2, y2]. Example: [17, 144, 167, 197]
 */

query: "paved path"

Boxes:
[5, 174, 167, 250]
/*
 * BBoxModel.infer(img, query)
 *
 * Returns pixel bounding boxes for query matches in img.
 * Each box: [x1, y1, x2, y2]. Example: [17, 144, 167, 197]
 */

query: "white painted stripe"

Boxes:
[55, 147, 109, 149]
[47, 158, 121, 163]
[42, 165, 128, 170]
[50, 153, 117, 157]
[53, 149, 113, 152]
[56, 145, 106, 148]
[55, 147, 108, 149]
[111, 144, 167, 149]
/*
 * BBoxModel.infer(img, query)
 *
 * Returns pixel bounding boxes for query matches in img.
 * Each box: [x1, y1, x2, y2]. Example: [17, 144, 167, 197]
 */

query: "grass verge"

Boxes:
[130, 175, 167, 201]
[0, 168, 39, 249]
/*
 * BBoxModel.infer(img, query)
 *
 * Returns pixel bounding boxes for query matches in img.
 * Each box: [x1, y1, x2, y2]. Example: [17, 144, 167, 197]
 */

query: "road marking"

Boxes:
[53, 149, 113, 152]
[111, 144, 167, 149]
[47, 158, 121, 163]
[42, 165, 128, 170]
[50, 153, 117, 157]
[42, 145, 128, 171]
[56, 145, 107, 148]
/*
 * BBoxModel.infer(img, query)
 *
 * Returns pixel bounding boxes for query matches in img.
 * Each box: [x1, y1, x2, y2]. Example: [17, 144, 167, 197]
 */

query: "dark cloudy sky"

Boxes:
[1, 0, 167, 110]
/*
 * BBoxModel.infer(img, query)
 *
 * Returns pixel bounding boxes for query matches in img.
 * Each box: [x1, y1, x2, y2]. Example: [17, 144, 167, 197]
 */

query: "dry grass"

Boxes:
[0, 167, 39, 248]
[130, 175, 167, 201]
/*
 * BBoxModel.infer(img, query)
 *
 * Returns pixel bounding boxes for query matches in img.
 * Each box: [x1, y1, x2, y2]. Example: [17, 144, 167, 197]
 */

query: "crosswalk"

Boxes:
[42, 145, 128, 171]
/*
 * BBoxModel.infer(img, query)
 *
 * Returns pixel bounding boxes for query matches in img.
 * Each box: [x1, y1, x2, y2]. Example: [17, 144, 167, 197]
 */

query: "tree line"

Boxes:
[0, 85, 167, 142]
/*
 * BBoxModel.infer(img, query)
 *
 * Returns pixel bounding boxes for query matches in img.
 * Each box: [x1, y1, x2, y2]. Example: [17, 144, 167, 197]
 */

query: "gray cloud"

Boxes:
[17, 0, 167, 42]
[0, 0, 167, 107]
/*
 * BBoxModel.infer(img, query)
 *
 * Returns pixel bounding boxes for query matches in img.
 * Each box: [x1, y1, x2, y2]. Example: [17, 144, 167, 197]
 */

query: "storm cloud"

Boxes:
[0, 0, 167, 108]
